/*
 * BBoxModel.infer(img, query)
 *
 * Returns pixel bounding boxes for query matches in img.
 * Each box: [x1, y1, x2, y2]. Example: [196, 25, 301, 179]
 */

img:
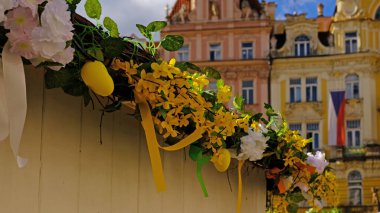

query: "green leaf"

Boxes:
[101, 37, 125, 58]
[189, 145, 203, 161]
[216, 79, 224, 89]
[104, 101, 122, 113]
[161, 35, 184, 51]
[147, 21, 167, 32]
[233, 96, 244, 111]
[83, 89, 91, 107]
[84, 0, 102, 19]
[286, 203, 299, 213]
[136, 24, 146, 35]
[37, 61, 63, 68]
[44, 69, 75, 89]
[288, 192, 305, 203]
[103, 17, 119, 38]
[87, 47, 104, 61]
[136, 24, 152, 40]
[176, 62, 201, 72]
[62, 80, 88, 97]
[66, 0, 81, 11]
[203, 67, 221, 79]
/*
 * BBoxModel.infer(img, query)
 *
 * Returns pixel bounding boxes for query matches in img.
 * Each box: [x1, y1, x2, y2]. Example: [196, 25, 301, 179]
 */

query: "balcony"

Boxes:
[299, 205, 378, 213]
[329, 145, 380, 162]
[338, 205, 378, 213]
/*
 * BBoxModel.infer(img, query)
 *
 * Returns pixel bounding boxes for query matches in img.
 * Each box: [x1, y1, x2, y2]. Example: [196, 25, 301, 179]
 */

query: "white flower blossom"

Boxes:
[0, 5, 6, 23]
[16, 0, 45, 17]
[39, 0, 73, 41]
[49, 47, 75, 70]
[234, 127, 269, 161]
[306, 151, 329, 173]
[0, 0, 17, 22]
[295, 181, 309, 192]
[31, 27, 67, 58]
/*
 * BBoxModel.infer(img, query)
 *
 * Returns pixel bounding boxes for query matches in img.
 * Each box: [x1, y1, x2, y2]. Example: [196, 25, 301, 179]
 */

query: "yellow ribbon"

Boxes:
[236, 160, 245, 213]
[134, 91, 204, 192]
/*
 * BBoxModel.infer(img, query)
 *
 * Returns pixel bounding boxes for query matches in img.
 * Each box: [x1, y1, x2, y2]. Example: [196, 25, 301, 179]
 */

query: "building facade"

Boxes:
[162, 0, 380, 211]
[270, 0, 380, 211]
[161, 0, 276, 113]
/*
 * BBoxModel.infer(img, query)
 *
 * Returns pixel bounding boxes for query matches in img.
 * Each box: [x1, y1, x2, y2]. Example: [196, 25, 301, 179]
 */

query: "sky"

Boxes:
[76, 0, 336, 39]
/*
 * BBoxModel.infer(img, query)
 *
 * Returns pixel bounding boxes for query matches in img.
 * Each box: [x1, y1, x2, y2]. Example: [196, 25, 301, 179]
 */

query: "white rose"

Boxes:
[234, 127, 269, 161]
[306, 151, 329, 173]
[31, 27, 67, 58]
[40, 0, 73, 41]
[50, 46, 75, 69]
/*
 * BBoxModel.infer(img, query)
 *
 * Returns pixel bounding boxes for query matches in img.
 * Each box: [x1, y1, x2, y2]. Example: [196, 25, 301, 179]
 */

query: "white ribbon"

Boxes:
[0, 42, 28, 167]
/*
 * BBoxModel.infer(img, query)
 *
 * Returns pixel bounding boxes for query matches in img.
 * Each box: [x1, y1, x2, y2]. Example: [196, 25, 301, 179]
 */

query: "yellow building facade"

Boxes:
[270, 0, 380, 211]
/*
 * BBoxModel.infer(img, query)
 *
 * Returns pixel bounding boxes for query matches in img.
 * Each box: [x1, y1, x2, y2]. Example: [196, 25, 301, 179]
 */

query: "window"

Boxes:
[376, 7, 380, 20]
[177, 45, 189, 61]
[306, 77, 318, 102]
[289, 123, 302, 136]
[347, 120, 361, 147]
[241, 42, 254, 59]
[345, 32, 358, 53]
[242, 80, 254, 104]
[345, 74, 359, 99]
[289, 123, 302, 131]
[348, 170, 362, 206]
[290, 78, 301, 103]
[294, 35, 311, 56]
[209, 43, 221, 61]
[306, 123, 320, 150]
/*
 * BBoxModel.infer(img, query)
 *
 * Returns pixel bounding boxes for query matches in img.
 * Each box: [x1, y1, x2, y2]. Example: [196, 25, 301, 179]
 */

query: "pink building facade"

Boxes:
[161, 0, 276, 113]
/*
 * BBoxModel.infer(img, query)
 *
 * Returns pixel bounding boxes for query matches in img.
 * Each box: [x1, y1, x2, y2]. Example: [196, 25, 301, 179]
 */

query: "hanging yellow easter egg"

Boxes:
[81, 61, 114, 96]
[211, 148, 231, 172]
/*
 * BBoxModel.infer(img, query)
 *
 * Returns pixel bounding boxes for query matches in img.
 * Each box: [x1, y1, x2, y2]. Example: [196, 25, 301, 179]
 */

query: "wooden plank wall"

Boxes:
[0, 67, 266, 213]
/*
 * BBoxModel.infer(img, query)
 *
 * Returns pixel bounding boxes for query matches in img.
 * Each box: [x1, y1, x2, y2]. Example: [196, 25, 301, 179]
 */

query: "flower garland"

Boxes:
[2, 0, 74, 68]
[0, 0, 339, 212]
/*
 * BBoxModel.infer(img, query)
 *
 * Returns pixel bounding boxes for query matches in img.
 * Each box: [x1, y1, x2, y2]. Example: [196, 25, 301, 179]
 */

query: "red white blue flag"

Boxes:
[328, 91, 345, 146]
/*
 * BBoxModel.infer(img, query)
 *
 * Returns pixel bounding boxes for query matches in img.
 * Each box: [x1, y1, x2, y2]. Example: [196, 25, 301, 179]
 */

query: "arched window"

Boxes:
[294, 35, 311, 56]
[348, 170, 362, 205]
[375, 7, 380, 20]
[345, 74, 359, 99]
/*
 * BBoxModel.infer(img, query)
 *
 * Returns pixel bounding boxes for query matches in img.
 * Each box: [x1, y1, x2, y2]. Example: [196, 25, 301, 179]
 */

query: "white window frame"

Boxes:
[209, 43, 221, 61]
[241, 42, 254, 60]
[306, 77, 318, 102]
[289, 78, 302, 103]
[242, 80, 254, 105]
[306, 123, 320, 150]
[348, 170, 363, 206]
[294, 35, 311, 56]
[345, 32, 358, 53]
[346, 120, 361, 148]
[345, 74, 359, 99]
[177, 44, 189, 62]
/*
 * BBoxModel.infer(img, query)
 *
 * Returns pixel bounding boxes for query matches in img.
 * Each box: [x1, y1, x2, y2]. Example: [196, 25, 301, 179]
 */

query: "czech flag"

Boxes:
[328, 91, 345, 146]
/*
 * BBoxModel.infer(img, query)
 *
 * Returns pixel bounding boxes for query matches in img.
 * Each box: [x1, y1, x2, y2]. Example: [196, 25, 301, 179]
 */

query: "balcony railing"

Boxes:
[328, 145, 380, 162]
[338, 205, 378, 213]
[299, 205, 378, 213]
